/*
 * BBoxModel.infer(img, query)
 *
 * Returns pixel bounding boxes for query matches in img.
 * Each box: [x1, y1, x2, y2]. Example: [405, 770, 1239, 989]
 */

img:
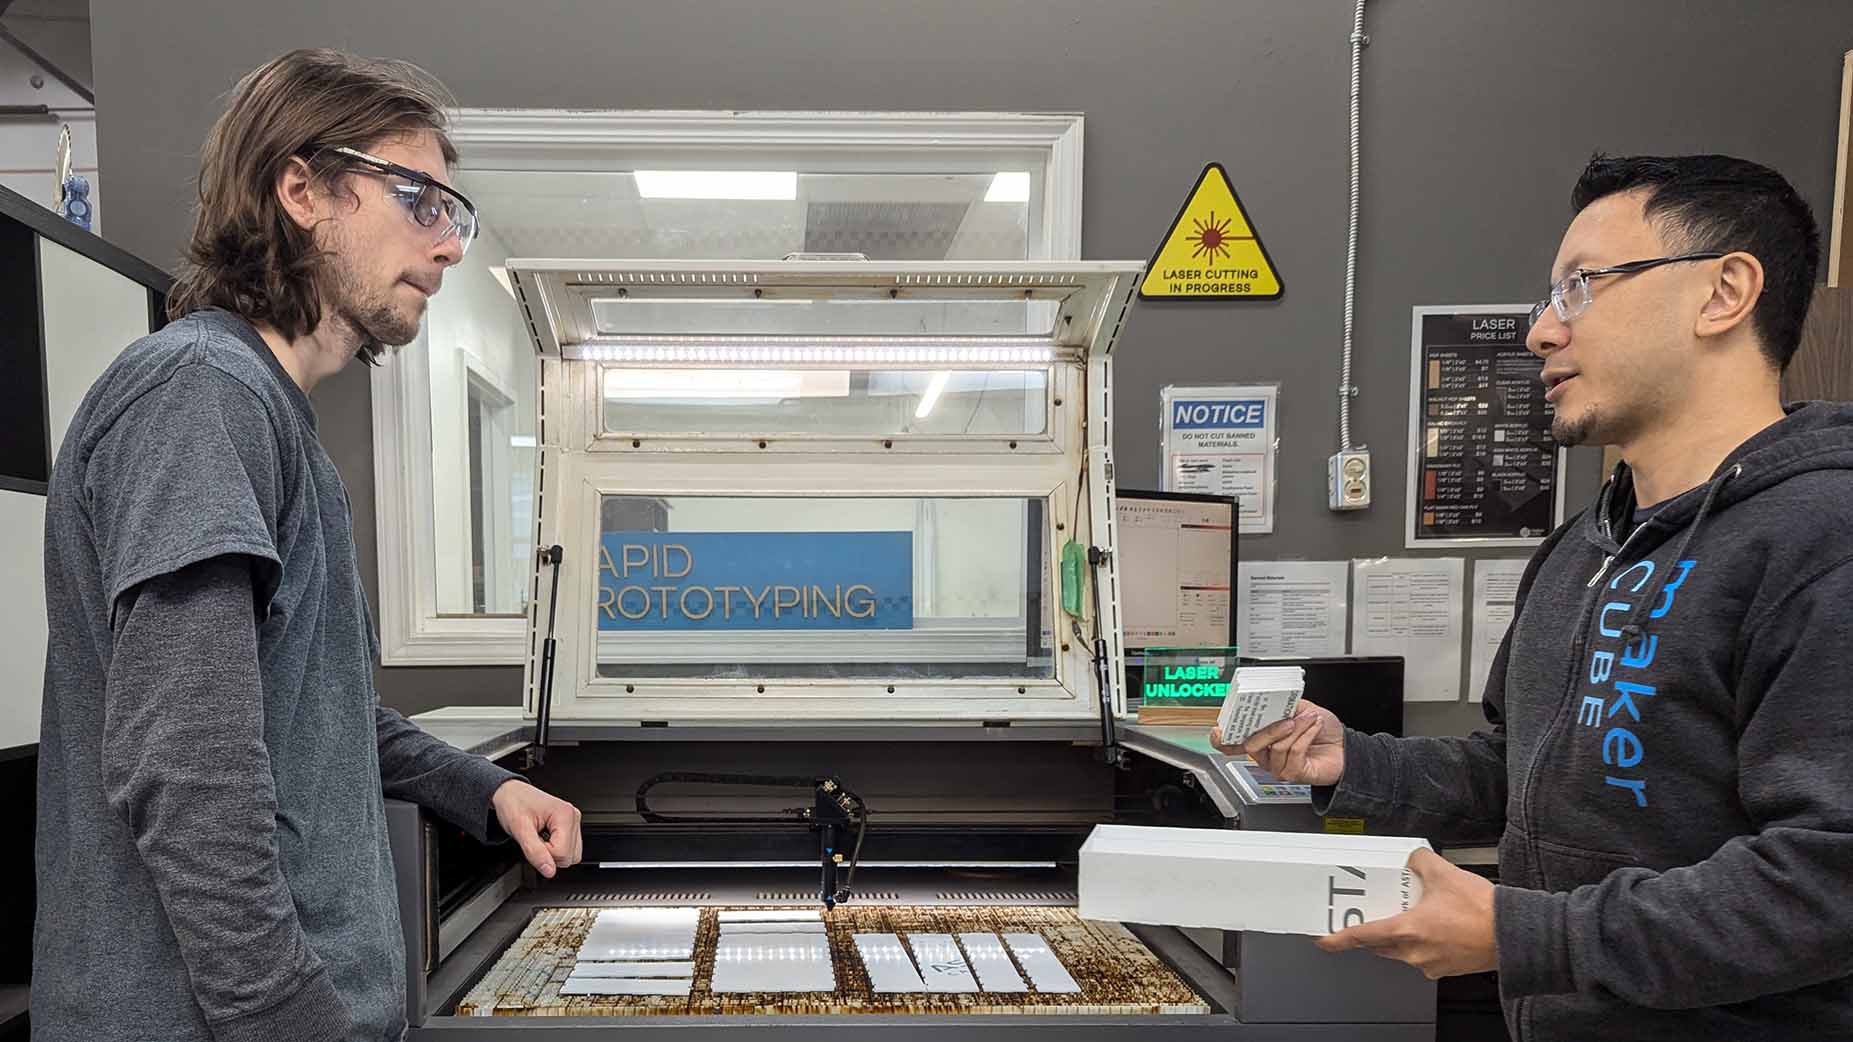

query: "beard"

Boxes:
[322, 251, 423, 363]
[1551, 397, 1645, 449]
[1551, 404, 1598, 447]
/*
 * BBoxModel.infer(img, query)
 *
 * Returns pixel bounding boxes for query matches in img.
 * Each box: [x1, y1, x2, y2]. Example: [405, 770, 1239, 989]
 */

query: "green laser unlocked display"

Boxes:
[1140, 647, 1239, 706]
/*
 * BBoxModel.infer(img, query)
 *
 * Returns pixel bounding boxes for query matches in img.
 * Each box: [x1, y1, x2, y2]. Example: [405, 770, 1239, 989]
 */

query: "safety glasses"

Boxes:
[313, 144, 479, 257]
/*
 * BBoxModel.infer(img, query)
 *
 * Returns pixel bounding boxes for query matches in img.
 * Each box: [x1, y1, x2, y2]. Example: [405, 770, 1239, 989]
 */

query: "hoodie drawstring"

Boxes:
[1617, 463, 1740, 645]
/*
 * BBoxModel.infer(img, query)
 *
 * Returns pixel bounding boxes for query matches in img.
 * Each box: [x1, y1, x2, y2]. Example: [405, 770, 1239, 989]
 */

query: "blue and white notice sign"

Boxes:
[1160, 383, 1279, 533]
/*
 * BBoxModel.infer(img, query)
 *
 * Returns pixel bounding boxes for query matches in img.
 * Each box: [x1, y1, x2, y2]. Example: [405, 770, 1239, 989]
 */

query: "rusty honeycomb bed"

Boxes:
[457, 905, 1210, 1017]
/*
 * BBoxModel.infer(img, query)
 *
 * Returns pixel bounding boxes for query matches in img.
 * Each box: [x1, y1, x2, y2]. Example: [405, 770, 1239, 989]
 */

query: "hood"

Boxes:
[1583, 401, 1853, 642]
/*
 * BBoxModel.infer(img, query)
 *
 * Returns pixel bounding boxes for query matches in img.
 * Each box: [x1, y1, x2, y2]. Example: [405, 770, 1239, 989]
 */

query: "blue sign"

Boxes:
[597, 531, 913, 631]
[1170, 399, 1267, 430]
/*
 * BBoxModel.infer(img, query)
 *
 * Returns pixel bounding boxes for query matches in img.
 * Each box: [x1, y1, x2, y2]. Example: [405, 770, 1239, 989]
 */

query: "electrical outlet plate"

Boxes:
[1327, 450, 1371, 511]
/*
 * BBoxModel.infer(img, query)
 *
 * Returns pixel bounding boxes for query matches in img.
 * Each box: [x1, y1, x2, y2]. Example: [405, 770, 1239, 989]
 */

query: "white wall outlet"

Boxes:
[1328, 450, 1371, 511]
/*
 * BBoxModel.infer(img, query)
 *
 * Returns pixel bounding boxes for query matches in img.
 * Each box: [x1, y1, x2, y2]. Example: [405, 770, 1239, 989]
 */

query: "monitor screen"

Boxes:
[1113, 489, 1236, 654]
[1244, 655, 1405, 738]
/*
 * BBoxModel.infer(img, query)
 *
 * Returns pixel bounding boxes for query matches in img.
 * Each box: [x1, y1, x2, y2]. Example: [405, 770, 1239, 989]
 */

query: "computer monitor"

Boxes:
[1240, 655, 1405, 737]
[1113, 489, 1237, 656]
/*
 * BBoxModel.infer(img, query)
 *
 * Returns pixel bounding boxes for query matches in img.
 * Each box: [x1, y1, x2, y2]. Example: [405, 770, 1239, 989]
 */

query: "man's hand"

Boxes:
[1209, 699, 1347, 786]
[1315, 848, 1496, 979]
[490, 779, 583, 879]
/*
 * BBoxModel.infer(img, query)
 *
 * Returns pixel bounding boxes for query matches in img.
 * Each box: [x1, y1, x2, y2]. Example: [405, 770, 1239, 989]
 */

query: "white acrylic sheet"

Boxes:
[720, 920, 827, 935]
[577, 907, 700, 962]
[710, 932, 836, 993]
[958, 933, 1028, 993]
[854, 933, 928, 993]
[906, 934, 980, 993]
[717, 909, 822, 923]
[560, 977, 693, 997]
[570, 961, 695, 978]
[1002, 933, 1081, 993]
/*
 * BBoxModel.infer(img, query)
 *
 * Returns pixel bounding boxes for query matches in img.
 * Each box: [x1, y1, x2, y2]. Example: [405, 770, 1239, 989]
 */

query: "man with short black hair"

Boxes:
[1221, 153, 1853, 1040]
[34, 50, 581, 1042]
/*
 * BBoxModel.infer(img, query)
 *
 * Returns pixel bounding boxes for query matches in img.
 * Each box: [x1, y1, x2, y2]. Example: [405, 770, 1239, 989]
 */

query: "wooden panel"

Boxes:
[1784, 285, 1853, 403]
[1831, 51, 1853, 288]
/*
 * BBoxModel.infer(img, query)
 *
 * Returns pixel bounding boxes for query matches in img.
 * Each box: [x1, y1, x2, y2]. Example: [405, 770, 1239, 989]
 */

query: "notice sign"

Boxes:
[1162, 384, 1278, 534]
[1139, 163, 1283, 300]
[1405, 306, 1566, 547]
[597, 531, 913, 631]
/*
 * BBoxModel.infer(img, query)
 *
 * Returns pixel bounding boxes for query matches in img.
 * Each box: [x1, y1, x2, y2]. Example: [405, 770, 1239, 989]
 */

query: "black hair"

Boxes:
[1571, 153, 1820, 370]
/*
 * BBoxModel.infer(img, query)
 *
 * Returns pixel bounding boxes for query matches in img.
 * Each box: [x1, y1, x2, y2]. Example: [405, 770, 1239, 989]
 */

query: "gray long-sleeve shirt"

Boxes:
[35, 309, 517, 1042]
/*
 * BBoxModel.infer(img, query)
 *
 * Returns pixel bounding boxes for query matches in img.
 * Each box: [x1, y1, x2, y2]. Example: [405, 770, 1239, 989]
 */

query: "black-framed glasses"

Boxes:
[313, 145, 479, 257]
[1528, 252, 1727, 329]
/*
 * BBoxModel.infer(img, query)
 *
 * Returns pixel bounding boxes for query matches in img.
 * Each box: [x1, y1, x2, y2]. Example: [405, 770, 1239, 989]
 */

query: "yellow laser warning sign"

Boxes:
[1139, 163, 1283, 300]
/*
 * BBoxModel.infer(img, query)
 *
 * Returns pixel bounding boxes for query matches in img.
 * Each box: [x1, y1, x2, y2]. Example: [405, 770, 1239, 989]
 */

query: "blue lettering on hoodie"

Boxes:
[1579, 558, 1697, 808]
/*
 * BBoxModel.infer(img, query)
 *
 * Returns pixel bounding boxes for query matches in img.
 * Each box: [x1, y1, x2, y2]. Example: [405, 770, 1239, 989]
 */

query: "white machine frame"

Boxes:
[505, 260, 1142, 724]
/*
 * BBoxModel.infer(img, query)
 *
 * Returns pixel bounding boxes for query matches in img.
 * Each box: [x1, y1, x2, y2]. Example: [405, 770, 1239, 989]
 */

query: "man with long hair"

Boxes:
[34, 49, 581, 1041]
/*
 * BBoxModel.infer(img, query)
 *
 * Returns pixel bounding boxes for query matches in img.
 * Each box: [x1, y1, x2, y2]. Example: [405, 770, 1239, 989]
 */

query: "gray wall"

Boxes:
[89, 1, 1853, 733]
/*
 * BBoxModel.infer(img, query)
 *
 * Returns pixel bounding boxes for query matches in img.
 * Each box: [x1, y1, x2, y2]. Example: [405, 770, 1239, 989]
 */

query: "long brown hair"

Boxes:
[166, 49, 459, 364]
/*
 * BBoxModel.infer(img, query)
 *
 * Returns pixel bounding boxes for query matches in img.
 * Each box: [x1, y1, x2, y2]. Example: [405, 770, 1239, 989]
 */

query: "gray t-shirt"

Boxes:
[34, 308, 515, 1042]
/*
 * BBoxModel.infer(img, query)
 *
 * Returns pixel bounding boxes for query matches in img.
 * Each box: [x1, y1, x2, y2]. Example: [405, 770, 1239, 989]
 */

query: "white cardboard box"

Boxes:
[1078, 825, 1429, 937]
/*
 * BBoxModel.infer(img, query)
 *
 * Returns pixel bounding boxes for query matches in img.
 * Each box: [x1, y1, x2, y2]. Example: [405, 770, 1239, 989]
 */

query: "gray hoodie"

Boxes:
[1321, 402, 1853, 1040]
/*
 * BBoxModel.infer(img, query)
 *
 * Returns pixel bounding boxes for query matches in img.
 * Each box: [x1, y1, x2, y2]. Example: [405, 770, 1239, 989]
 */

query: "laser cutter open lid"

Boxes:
[503, 259, 1144, 364]
[506, 260, 1144, 729]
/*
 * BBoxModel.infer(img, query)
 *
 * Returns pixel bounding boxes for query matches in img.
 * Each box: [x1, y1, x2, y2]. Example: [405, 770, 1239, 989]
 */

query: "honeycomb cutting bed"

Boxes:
[457, 906, 1210, 1017]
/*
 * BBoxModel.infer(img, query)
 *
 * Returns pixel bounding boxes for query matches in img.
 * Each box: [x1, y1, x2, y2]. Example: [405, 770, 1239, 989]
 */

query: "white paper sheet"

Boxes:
[1236, 561, 1349, 656]
[1469, 559, 1528, 703]
[1349, 558, 1465, 702]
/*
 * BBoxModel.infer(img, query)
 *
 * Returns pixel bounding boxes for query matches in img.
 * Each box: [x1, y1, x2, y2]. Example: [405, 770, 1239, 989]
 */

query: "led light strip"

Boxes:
[573, 344, 1058, 366]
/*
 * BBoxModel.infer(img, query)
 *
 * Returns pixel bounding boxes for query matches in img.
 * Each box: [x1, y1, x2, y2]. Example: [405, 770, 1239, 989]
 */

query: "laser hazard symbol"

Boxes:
[1139, 162, 1283, 301]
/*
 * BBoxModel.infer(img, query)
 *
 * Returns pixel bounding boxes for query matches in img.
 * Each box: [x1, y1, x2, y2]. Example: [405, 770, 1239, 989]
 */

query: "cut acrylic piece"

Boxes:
[576, 931, 696, 961]
[958, 933, 1027, 993]
[1002, 933, 1081, 993]
[853, 933, 927, 993]
[577, 907, 701, 962]
[906, 934, 979, 994]
[719, 920, 827, 935]
[570, 961, 695, 978]
[560, 977, 693, 997]
[717, 909, 823, 923]
[710, 933, 836, 993]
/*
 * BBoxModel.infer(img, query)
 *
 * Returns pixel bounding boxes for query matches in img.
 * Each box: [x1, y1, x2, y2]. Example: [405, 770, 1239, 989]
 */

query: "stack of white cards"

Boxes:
[1078, 825, 1429, 937]
[1216, 666, 1305, 743]
[565, 908, 701, 996]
